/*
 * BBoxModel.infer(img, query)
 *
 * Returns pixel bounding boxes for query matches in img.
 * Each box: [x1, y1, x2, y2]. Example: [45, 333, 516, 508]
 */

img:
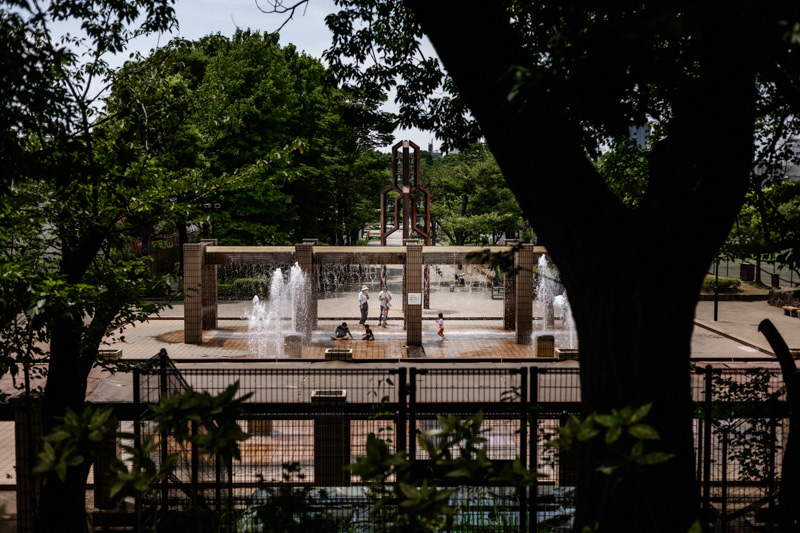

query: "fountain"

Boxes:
[245, 263, 309, 358]
[533, 256, 577, 355]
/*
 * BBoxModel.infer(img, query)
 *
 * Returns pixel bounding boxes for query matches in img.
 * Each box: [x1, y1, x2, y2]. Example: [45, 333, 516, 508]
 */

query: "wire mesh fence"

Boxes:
[124, 357, 787, 532]
[694, 366, 787, 532]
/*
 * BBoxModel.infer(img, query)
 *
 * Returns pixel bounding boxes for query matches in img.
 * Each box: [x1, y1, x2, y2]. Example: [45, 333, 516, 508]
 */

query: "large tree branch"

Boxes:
[407, 1, 757, 282]
[404, 1, 627, 262]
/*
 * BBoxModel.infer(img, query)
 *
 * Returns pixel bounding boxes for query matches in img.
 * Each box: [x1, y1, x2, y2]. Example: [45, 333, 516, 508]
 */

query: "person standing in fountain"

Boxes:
[358, 285, 369, 325]
[378, 285, 392, 328]
[331, 322, 353, 341]
[437, 312, 446, 340]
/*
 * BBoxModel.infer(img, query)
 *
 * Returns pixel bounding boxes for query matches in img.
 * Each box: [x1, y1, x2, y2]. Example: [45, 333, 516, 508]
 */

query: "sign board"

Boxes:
[407, 293, 422, 305]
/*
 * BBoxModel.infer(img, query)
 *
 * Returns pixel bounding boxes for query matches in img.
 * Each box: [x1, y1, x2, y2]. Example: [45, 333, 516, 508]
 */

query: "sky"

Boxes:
[124, 0, 437, 153]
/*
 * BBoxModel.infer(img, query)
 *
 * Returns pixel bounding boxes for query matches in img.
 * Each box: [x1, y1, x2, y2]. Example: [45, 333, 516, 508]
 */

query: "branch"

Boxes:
[256, 0, 310, 34]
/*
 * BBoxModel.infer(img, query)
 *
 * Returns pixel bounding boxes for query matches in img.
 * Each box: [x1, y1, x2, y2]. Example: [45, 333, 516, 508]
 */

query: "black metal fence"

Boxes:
[129, 354, 787, 532]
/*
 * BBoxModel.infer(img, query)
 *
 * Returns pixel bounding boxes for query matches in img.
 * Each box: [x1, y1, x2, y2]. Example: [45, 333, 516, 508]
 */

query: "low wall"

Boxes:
[768, 288, 800, 307]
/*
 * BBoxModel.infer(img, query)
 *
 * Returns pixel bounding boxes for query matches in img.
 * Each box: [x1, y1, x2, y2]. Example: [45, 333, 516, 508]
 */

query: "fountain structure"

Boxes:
[184, 239, 545, 348]
[533, 255, 577, 356]
[245, 263, 310, 358]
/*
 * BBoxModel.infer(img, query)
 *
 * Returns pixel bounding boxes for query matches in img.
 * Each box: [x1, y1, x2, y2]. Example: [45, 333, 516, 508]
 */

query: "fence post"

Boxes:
[191, 419, 199, 508]
[215, 453, 222, 512]
[530, 367, 539, 533]
[768, 416, 777, 529]
[132, 362, 142, 530]
[159, 349, 169, 513]
[519, 368, 528, 533]
[720, 426, 728, 533]
[409, 367, 417, 460]
[13, 396, 41, 533]
[397, 367, 407, 455]
[702, 365, 713, 524]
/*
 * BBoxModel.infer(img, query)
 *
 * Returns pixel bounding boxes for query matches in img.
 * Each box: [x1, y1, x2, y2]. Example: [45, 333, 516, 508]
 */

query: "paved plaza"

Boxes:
[95, 289, 800, 363]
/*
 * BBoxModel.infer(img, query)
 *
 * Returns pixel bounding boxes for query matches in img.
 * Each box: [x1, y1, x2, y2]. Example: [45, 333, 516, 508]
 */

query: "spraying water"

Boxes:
[533, 256, 577, 350]
[245, 263, 309, 358]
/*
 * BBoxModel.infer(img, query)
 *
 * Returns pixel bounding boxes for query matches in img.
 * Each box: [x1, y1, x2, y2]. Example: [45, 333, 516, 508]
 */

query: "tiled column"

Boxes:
[504, 269, 516, 330]
[184, 242, 204, 344]
[201, 239, 218, 330]
[515, 243, 534, 344]
[503, 239, 518, 330]
[295, 242, 317, 342]
[405, 243, 423, 346]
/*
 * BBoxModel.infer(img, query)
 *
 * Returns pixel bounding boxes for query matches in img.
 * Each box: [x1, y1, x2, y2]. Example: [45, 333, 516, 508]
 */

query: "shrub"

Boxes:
[234, 278, 270, 298]
[217, 278, 271, 299]
[217, 283, 236, 299]
[701, 277, 740, 292]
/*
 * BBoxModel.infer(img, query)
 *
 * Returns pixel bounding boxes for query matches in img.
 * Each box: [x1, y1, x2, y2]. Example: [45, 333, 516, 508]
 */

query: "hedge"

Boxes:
[701, 277, 741, 292]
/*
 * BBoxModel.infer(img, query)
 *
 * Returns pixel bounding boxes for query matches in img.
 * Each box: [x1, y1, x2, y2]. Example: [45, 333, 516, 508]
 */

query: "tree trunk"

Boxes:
[36, 463, 93, 533]
[756, 255, 762, 284]
[36, 317, 95, 533]
[406, 3, 755, 531]
[568, 262, 700, 532]
[36, 226, 106, 533]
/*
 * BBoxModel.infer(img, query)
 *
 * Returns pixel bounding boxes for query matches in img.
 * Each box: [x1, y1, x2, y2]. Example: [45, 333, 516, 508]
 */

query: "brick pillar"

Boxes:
[504, 270, 516, 331]
[405, 243, 423, 346]
[201, 239, 218, 330]
[184, 242, 204, 344]
[14, 398, 41, 533]
[295, 242, 317, 341]
[423, 264, 430, 309]
[515, 244, 534, 345]
[503, 239, 518, 330]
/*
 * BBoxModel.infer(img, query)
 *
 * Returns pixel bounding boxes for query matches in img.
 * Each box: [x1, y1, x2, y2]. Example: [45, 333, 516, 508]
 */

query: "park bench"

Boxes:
[782, 306, 800, 317]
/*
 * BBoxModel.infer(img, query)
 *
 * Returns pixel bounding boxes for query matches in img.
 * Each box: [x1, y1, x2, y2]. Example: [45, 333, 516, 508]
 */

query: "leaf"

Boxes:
[628, 424, 660, 441]
[605, 424, 622, 444]
[630, 403, 653, 424]
[596, 465, 616, 476]
[576, 425, 600, 442]
[637, 452, 675, 466]
[445, 467, 473, 478]
[631, 440, 644, 458]
[593, 413, 616, 428]
[398, 482, 421, 500]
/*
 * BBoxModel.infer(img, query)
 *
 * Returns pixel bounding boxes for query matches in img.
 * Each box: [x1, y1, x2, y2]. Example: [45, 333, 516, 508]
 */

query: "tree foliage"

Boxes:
[723, 122, 800, 278]
[107, 30, 394, 247]
[426, 144, 525, 245]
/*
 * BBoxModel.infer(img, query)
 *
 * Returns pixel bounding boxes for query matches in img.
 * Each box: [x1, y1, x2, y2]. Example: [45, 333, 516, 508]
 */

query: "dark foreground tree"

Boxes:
[1, 2, 180, 531]
[314, 1, 800, 531]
